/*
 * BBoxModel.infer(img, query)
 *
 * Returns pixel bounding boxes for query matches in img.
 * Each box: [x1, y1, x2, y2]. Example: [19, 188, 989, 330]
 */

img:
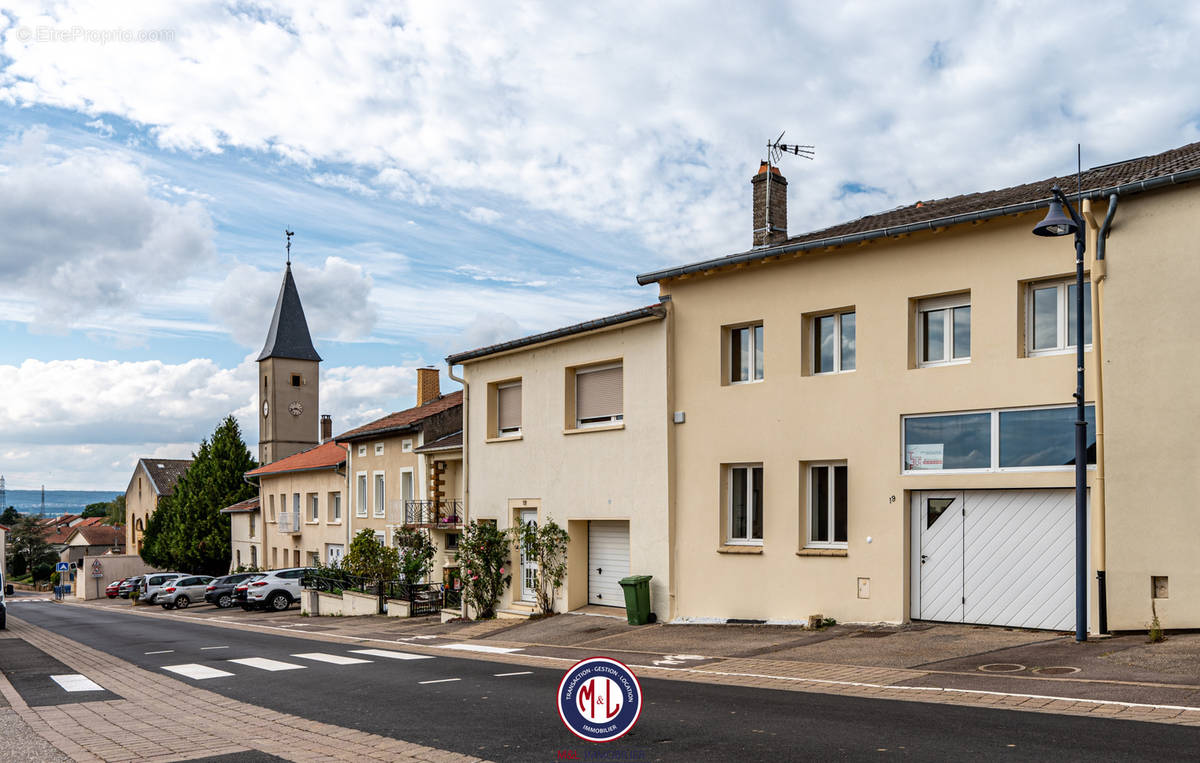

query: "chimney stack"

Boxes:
[416, 367, 440, 407]
[752, 161, 788, 247]
[320, 414, 332, 443]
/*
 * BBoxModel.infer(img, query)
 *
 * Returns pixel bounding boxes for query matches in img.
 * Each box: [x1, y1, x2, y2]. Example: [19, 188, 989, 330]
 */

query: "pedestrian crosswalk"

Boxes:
[159, 649, 431, 680]
[8, 597, 54, 603]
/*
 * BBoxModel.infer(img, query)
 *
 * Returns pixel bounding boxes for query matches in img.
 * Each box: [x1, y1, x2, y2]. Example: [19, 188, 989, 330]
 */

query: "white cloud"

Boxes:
[212, 256, 378, 348]
[0, 127, 215, 331]
[464, 206, 502, 225]
[84, 117, 113, 136]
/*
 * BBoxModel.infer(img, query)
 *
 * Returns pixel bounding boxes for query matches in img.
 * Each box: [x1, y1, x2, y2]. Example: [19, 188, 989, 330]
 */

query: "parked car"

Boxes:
[234, 574, 264, 610]
[205, 573, 260, 609]
[105, 579, 124, 598]
[0, 572, 11, 629]
[243, 568, 313, 611]
[158, 576, 215, 609]
[142, 572, 184, 604]
[118, 576, 143, 598]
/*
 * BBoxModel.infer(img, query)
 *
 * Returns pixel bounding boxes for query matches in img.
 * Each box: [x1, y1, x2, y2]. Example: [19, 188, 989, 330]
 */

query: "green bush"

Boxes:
[457, 521, 512, 619]
[394, 527, 436, 584]
[32, 562, 54, 583]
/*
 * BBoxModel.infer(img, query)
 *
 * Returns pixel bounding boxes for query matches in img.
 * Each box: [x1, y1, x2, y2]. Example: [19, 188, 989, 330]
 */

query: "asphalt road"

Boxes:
[9, 602, 1200, 761]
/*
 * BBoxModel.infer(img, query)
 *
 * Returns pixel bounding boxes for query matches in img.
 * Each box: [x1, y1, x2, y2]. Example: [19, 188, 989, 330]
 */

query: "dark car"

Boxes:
[118, 576, 144, 598]
[205, 573, 259, 609]
[234, 574, 264, 610]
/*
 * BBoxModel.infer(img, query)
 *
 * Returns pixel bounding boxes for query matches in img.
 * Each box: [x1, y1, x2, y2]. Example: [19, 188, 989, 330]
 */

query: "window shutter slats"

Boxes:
[497, 384, 522, 430]
[576, 365, 622, 421]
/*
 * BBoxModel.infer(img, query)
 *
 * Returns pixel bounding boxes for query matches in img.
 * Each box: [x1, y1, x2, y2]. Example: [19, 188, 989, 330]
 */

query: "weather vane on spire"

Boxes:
[285, 229, 294, 266]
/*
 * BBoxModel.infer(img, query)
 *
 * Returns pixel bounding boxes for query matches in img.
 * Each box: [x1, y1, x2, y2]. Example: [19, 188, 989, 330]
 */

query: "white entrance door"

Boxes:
[912, 489, 1076, 631]
[588, 521, 630, 607]
[326, 544, 344, 566]
[519, 509, 538, 602]
[912, 491, 964, 624]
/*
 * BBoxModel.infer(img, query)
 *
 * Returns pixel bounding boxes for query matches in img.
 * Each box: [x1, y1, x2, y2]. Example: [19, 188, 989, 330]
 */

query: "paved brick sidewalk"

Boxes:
[2, 616, 487, 762]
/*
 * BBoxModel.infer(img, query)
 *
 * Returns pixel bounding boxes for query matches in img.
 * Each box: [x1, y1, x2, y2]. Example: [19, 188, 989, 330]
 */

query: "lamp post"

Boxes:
[1032, 185, 1089, 643]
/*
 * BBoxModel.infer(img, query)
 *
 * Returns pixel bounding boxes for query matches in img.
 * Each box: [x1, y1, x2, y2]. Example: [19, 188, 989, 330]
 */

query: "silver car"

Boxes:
[143, 572, 184, 604]
[158, 576, 214, 609]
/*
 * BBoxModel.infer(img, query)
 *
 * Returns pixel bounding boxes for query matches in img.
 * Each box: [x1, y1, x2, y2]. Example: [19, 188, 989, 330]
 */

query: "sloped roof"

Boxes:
[139, 459, 193, 497]
[42, 516, 104, 545]
[413, 430, 463, 454]
[219, 496, 261, 514]
[246, 440, 345, 478]
[446, 304, 667, 365]
[70, 524, 124, 547]
[336, 390, 464, 442]
[637, 140, 1200, 285]
[257, 264, 322, 362]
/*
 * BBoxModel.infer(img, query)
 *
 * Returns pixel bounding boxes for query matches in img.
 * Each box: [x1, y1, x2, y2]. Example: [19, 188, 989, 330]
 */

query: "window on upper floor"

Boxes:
[375, 442, 385, 456]
[727, 323, 764, 383]
[903, 405, 1096, 472]
[402, 439, 413, 452]
[308, 493, 319, 522]
[813, 310, 856, 374]
[726, 463, 763, 545]
[329, 492, 341, 522]
[806, 463, 848, 548]
[917, 294, 970, 366]
[357, 444, 366, 457]
[374, 473, 386, 517]
[249, 513, 256, 538]
[1027, 278, 1091, 355]
[356, 473, 367, 517]
[496, 381, 523, 437]
[268, 494, 276, 523]
[573, 362, 623, 428]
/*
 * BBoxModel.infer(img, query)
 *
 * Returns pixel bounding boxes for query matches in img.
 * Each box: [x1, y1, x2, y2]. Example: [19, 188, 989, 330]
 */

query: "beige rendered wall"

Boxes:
[124, 467, 157, 554]
[662, 210, 1098, 625]
[260, 468, 347, 569]
[346, 433, 422, 544]
[228, 511, 262, 572]
[463, 317, 672, 617]
[1097, 182, 1200, 630]
[258, 357, 320, 464]
[73, 555, 162, 600]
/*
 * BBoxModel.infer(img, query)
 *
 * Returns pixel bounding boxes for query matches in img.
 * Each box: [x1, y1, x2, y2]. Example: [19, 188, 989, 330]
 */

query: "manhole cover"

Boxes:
[851, 630, 894, 638]
[978, 663, 1025, 673]
[1032, 666, 1081, 676]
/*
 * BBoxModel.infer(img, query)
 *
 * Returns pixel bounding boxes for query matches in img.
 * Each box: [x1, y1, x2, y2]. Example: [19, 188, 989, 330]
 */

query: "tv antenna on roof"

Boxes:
[767, 131, 814, 166]
[285, 229, 294, 266]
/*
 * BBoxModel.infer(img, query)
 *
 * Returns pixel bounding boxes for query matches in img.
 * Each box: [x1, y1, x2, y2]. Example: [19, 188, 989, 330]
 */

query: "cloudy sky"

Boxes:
[1, 1, 1198, 489]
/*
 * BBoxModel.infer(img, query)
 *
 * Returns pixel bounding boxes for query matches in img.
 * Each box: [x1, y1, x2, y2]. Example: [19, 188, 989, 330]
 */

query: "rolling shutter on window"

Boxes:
[576, 365, 622, 421]
[498, 384, 522, 430]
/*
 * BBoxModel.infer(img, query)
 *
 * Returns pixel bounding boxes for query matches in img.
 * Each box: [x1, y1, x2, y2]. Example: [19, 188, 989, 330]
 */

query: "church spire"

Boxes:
[257, 233, 322, 362]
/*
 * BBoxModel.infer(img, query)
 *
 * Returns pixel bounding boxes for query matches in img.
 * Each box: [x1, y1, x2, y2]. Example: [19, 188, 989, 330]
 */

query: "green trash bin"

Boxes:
[618, 575, 653, 625]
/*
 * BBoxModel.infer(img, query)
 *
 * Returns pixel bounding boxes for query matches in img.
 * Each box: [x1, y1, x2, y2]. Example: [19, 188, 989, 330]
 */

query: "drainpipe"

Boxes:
[446, 361, 468, 619]
[1084, 194, 1118, 635]
[242, 473, 261, 571]
[340, 442, 352, 561]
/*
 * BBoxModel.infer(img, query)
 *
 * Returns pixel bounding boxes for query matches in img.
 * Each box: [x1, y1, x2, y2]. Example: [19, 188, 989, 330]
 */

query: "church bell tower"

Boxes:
[257, 235, 321, 465]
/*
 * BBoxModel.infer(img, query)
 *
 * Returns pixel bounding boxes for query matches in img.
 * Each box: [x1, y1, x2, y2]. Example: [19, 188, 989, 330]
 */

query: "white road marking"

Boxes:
[418, 678, 461, 685]
[291, 652, 372, 665]
[494, 671, 533, 677]
[51, 674, 104, 692]
[144, 650, 174, 655]
[229, 657, 306, 672]
[200, 646, 229, 650]
[162, 663, 235, 680]
[350, 649, 434, 660]
[436, 643, 522, 654]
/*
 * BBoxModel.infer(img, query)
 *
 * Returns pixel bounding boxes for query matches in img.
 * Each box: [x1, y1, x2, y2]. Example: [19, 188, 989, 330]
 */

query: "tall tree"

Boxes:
[0, 506, 19, 526]
[7, 514, 58, 579]
[81, 502, 109, 518]
[105, 495, 126, 526]
[139, 416, 257, 575]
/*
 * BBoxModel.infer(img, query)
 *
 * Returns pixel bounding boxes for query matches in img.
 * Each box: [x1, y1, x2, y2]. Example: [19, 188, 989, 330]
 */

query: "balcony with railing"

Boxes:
[398, 499, 463, 528]
[277, 511, 302, 533]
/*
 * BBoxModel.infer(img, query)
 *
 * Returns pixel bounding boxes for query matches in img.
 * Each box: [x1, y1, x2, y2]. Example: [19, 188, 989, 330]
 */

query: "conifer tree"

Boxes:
[139, 416, 257, 575]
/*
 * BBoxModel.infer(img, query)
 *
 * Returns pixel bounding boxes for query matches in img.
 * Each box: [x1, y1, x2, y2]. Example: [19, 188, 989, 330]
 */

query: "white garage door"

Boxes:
[588, 521, 630, 607]
[912, 489, 1077, 631]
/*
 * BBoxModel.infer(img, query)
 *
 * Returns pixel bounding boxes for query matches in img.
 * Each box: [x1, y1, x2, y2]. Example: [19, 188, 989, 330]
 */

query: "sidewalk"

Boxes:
[54, 596, 1200, 726]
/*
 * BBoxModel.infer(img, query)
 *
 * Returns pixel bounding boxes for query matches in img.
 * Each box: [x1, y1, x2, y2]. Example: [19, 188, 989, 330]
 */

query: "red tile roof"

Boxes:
[70, 524, 124, 547]
[246, 440, 346, 478]
[42, 516, 104, 545]
[220, 496, 261, 514]
[336, 390, 463, 441]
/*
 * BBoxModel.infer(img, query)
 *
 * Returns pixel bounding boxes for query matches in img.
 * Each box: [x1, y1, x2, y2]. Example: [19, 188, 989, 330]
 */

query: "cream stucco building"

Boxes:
[247, 442, 348, 570]
[627, 141, 1200, 633]
[124, 458, 191, 554]
[447, 305, 673, 618]
[220, 497, 262, 571]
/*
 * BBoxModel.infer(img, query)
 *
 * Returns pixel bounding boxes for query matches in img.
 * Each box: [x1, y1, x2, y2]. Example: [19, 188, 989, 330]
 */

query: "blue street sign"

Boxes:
[55, 562, 70, 572]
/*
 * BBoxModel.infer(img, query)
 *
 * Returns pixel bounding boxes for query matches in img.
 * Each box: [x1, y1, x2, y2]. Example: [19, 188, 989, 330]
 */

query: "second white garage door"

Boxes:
[588, 520, 630, 607]
[912, 489, 1077, 631]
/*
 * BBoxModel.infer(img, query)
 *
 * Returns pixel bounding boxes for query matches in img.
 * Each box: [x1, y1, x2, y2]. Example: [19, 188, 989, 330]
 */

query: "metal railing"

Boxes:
[400, 499, 464, 527]
[302, 571, 459, 617]
[277, 512, 302, 533]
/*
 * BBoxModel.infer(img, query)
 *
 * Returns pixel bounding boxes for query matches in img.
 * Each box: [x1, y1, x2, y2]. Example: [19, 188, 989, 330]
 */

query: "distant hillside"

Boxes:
[3, 489, 122, 518]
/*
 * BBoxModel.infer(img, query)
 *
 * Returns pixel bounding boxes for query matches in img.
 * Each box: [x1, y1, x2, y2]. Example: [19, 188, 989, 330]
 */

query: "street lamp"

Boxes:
[1032, 185, 1089, 643]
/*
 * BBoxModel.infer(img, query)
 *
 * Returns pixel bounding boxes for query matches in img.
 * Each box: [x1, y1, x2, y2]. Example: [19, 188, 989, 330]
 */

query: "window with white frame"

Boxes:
[726, 464, 763, 544]
[292, 493, 300, 518]
[1027, 278, 1092, 355]
[308, 493, 319, 522]
[903, 405, 1096, 472]
[917, 294, 970, 366]
[729, 323, 764, 383]
[374, 473, 386, 517]
[496, 381, 522, 436]
[813, 311, 855, 374]
[401, 439, 413, 452]
[356, 473, 367, 517]
[329, 491, 341, 522]
[268, 494, 276, 522]
[357, 444, 366, 457]
[807, 463, 847, 547]
[574, 363, 623, 427]
[375, 442, 385, 456]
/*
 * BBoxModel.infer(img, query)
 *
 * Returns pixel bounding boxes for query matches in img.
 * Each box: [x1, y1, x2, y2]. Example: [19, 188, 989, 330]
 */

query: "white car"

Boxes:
[244, 568, 314, 611]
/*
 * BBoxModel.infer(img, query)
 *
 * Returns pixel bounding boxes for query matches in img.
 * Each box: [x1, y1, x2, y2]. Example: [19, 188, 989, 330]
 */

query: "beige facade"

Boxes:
[123, 459, 190, 554]
[259, 462, 347, 570]
[222, 498, 262, 572]
[258, 356, 320, 464]
[454, 311, 672, 618]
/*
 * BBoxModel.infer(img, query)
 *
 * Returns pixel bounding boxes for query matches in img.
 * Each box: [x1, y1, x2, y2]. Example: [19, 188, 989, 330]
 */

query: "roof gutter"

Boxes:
[245, 462, 345, 479]
[636, 167, 1200, 285]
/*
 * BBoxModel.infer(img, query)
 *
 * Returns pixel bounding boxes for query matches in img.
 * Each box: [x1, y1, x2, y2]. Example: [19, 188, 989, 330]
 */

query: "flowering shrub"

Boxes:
[512, 518, 570, 614]
[457, 521, 511, 618]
